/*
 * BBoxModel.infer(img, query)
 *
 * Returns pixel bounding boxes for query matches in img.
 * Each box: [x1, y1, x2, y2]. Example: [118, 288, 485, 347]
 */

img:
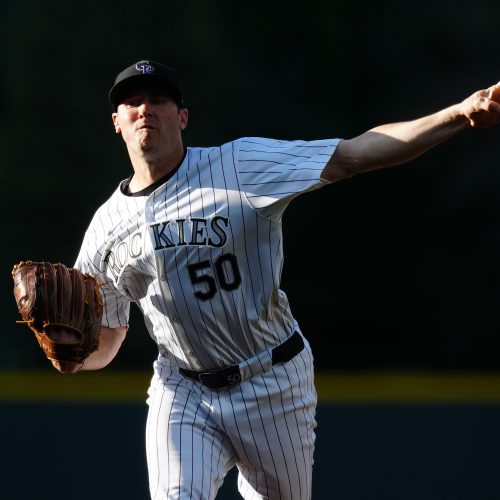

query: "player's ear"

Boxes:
[179, 108, 189, 131]
[112, 113, 121, 134]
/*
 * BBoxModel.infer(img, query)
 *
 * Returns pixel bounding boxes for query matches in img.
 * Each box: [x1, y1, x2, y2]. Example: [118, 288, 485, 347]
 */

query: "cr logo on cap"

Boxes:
[135, 60, 155, 74]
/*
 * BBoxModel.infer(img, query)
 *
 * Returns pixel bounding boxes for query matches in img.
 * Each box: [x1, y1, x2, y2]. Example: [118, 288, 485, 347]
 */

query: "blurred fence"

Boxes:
[1, 371, 500, 499]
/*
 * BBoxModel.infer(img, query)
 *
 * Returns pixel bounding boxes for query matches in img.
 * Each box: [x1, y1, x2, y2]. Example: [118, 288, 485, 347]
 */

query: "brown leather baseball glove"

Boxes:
[12, 261, 103, 370]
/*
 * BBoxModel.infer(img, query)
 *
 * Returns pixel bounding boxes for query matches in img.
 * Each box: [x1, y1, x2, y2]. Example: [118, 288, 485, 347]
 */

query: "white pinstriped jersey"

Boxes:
[75, 137, 339, 371]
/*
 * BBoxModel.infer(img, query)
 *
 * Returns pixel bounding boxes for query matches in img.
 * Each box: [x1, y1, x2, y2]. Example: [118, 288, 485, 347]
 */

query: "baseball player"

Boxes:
[55, 60, 500, 499]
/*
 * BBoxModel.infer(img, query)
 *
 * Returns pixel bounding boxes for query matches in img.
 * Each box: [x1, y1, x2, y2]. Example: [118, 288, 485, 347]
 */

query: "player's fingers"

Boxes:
[476, 96, 500, 115]
[469, 95, 490, 114]
[488, 81, 500, 103]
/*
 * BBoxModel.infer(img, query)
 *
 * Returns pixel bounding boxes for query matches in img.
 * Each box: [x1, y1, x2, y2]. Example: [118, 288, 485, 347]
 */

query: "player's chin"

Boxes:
[51, 359, 82, 374]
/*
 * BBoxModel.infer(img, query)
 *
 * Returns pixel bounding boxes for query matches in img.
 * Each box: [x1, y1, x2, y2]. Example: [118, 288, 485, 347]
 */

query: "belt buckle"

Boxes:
[198, 371, 215, 387]
[199, 365, 242, 388]
[223, 366, 242, 386]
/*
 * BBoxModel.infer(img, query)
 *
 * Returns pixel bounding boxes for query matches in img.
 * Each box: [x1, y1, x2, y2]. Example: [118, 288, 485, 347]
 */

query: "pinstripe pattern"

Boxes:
[74, 136, 339, 499]
[146, 336, 317, 500]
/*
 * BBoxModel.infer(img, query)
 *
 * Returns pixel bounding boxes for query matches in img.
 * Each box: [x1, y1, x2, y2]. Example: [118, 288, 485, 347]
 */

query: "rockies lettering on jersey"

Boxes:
[103, 216, 230, 282]
[151, 216, 229, 249]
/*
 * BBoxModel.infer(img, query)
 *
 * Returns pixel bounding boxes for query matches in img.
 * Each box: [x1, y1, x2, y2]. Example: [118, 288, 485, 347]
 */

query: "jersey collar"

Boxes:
[120, 148, 188, 197]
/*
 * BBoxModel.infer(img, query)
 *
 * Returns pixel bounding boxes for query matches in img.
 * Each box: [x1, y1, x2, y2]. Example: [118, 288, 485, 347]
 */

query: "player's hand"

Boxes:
[459, 82, 500, 128]
[50, 359, 83, 374]
[48, 329, 85, 374]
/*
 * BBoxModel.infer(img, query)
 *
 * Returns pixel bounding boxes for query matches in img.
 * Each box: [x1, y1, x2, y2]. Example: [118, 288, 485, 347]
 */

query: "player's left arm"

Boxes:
[322, 82, 500, 182]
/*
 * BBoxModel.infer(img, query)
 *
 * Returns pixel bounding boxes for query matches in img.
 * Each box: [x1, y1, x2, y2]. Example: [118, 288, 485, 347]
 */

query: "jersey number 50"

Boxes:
[187, 253, 242, 300]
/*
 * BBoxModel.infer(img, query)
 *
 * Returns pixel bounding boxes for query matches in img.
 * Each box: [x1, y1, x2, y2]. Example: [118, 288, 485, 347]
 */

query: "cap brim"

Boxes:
[109, 74, 182, 109]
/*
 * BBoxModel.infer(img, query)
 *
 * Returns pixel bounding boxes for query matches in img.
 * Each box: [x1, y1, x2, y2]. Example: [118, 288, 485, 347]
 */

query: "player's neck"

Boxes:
[128, 147, 185, 192]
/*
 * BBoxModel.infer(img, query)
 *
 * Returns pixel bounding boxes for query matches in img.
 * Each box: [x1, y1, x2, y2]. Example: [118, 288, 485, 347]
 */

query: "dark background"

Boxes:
[3, 402, 500, 500]
[2, 3, 500, 500]
[1, 0, 500, 372]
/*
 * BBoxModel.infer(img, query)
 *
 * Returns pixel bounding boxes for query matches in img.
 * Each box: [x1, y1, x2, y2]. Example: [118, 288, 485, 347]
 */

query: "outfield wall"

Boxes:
[1, 372, 499, 500]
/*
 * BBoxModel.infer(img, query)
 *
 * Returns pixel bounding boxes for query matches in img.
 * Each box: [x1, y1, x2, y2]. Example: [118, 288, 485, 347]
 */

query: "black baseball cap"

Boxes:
[109, 60, 183, 110]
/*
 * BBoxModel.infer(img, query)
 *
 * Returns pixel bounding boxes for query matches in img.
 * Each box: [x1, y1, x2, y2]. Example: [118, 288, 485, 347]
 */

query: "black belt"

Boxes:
[179, 331, 304, 389]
